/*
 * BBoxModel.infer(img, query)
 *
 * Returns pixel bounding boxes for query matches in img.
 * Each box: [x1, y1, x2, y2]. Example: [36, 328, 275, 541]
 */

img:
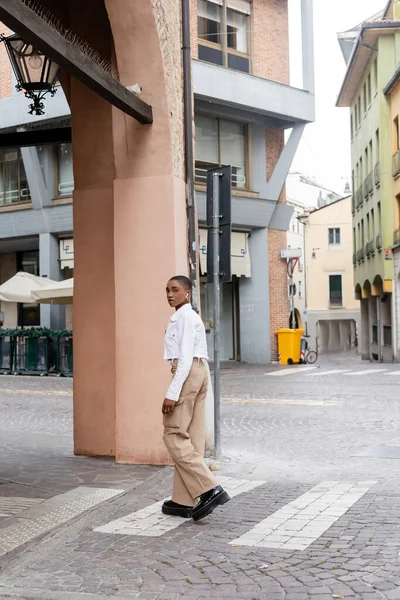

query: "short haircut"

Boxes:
[169, 275, 192, 290]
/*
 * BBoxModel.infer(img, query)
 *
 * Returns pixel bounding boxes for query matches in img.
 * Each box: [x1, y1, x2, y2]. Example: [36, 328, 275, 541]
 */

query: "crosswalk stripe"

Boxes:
[344, 369, 387, 376]
[94, 477, 265, 538]
[304, 369, 349, 376]
[265, 367, 316, 377]
[229, 480, 377, 551]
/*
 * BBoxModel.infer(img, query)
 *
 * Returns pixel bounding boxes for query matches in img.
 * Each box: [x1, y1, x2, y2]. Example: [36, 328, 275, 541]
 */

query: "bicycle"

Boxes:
[301, 336, 318, 364]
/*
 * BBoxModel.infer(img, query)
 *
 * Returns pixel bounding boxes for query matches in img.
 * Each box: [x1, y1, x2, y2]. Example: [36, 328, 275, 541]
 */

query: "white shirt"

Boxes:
[164, 303, 209, 401]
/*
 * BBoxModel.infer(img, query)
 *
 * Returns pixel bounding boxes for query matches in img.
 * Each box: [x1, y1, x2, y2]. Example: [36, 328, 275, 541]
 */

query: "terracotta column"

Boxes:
[67, 0, 118, 456]
[106, 0, 188, 463]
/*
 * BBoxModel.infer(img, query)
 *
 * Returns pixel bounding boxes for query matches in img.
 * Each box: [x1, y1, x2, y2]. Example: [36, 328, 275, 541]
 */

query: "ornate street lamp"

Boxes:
[0, 33, 59, 116]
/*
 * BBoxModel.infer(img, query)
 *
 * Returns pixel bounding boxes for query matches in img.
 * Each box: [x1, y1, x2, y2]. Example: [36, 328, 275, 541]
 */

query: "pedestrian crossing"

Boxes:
[94, 477, 265, 538]
[94, 477, 377, 553]
[265, 366, 400, 379]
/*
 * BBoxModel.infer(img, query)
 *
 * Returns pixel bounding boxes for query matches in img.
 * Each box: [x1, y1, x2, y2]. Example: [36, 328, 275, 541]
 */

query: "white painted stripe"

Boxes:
[95, 477, 265, 538]
[229, 480, 377, 551]
[387, 371, 400, 375]
[304, 369, 349, 376]
[0, 487, 123, 557]
[344, 369, 387, 376]
[266, 367, 316, 377]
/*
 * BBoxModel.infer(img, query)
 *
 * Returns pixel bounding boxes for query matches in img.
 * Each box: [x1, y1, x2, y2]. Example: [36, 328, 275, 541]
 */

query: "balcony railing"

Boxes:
[367, 171, 374, 195]
[393, 150, 400, 178]
[356, 248, 365, 263]
[0, 187, 30, 205]
[356, 187, 363, 208]
[366, 240, 375, 257]
[376, 234, 382, 250]
[363, 179, 369, 199]
[195, 163, 246, 189]
[353, 252, 357, 266]
[374, 162, 380, 186]
[394, 228, 400, 246]
[351, 196, 355, 214]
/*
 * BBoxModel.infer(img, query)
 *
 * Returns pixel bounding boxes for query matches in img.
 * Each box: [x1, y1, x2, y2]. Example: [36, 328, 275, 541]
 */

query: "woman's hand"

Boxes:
[162, 399, 176, 415]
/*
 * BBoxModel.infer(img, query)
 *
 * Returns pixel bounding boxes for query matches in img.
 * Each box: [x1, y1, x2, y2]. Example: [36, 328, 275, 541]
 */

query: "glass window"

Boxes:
[17, 251, 40, 327]
[329, 275, 342, 307]
[220, 120, 246, 188]
[195, 115, 247, 189]
[0, 149, 30, 205]
[384, 325, 392, 347]
[328, 228, 341, 245]
[197, 0, 250, 72]
[56, 143, 74, 196]
[227, 8, 248, 53]
[198, 0, 222, 45]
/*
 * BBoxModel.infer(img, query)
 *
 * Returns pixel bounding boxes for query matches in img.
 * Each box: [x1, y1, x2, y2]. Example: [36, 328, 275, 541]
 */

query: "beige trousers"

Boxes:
[163, 359, 218, 506]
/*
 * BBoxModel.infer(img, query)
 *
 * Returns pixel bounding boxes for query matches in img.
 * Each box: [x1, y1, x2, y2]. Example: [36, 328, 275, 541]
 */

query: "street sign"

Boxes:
[206, 166, 232, 284]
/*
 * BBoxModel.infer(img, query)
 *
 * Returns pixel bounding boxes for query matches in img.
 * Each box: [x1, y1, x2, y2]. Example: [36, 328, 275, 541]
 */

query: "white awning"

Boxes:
[0, 272, 58, 303]
[31, 278, 74, 305]
[199, 229, 251, 278]
[59, 238, 74, 270]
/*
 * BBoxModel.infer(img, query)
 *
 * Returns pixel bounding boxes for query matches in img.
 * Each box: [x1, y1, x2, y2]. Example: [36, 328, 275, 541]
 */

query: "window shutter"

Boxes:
[227, 0, 251, 14]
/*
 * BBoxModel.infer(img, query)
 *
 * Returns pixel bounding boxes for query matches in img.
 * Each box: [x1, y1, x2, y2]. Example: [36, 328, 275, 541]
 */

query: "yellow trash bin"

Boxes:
[276, 328, 304, 365]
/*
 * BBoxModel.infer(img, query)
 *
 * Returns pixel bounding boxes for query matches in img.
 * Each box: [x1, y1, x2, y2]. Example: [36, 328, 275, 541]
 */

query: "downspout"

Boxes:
[182, 0, 198, 310]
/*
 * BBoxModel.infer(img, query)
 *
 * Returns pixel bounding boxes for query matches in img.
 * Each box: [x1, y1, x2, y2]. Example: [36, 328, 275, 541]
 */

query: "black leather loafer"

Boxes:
[162, 500, 193, 518]
[192, 485, 230, 522]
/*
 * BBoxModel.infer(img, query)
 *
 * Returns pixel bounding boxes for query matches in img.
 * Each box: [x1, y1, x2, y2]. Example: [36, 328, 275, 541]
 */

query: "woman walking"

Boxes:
[162, 275, 230, 522]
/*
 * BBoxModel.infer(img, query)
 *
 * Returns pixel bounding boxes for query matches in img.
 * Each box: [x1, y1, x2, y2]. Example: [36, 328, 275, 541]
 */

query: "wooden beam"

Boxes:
[0, 127, 72, 148]
[0, 0, 153, 124]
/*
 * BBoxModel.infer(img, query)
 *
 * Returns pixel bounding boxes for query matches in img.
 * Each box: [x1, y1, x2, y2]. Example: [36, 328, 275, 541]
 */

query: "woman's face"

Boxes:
[166, 279, 190, 309]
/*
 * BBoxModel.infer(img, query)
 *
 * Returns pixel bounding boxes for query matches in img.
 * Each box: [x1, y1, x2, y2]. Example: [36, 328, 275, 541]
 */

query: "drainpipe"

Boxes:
[182, 0, 198, 310]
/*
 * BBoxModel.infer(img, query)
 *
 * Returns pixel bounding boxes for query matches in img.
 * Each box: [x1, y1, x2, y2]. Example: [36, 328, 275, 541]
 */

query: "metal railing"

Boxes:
[58, 181, 74, 196]
[363, 179, 369, 199]
[376, 234, 382, 250]
[393, 150, 400, 178]
[195, 165, 246, 189]
[394, 228, 400, 246]
[0, 187, 30, 205]
[367, 171, 374, 195]
[366, 240, 375, 257]
[353, 252, 357, 266]
[351, 196, 355, 214]
[356, 187, 363, 208]
[374, 162, 380, 186]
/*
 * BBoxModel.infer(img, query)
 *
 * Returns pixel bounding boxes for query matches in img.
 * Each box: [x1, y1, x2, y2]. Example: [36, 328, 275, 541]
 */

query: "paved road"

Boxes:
[0, 355, 400, 599]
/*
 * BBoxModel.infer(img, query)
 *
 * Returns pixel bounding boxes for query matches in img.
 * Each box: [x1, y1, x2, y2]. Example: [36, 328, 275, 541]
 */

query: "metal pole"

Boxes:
[377, 295, 382, 363]
[291, 291, 296, 329]
[213, 172, 221, 459]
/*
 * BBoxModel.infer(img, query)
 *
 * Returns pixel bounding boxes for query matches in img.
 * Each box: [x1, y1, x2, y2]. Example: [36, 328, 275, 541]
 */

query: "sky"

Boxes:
[288, 0, 387, 196]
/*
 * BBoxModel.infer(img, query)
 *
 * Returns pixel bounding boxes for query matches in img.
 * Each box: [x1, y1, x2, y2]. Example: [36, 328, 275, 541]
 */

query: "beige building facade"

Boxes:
[302, 196, 360, 354]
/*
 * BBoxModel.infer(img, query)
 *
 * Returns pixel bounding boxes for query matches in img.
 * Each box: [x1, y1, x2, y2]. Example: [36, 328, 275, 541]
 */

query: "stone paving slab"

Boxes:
[0, 361, 400, 598]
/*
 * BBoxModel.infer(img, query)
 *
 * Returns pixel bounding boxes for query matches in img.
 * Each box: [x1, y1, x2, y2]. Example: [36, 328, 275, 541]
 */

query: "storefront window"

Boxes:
[17, 251, 40, 327]
[0, 149, 30, 205]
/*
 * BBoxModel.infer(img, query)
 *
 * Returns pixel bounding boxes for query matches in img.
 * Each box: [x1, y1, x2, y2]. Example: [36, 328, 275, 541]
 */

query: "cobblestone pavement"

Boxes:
[1, 356, 400, 599]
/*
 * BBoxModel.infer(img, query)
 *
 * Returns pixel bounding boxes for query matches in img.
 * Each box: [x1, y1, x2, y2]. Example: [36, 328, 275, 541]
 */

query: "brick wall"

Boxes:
[267, 128, 289, 360]
[0, 24, 12, 99]
[252, 0, 289, 84]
